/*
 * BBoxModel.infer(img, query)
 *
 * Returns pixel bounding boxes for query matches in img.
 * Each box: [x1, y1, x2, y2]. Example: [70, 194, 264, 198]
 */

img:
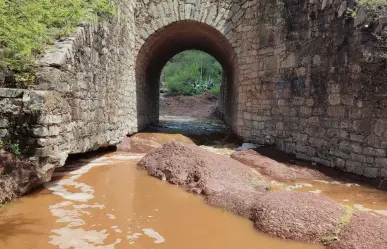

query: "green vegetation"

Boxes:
[161, 50, 223, 96]
[9, 141, 20, 156]
[319, 205, 354, 245]
[0, 139, 20, 156]
[346, 0, 387, 19]
[358, 0, 387, 11]
[0, 0, 114, 88]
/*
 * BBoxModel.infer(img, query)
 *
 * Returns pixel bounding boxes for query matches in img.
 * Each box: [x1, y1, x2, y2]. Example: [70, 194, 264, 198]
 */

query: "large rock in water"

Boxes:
[0, 152, 55, 204]
[231, 150, 328, 181]
[117, 133, 194, 153]
[116, 136, 161, 153]
[138, 141, 269, 217]
[251, 191, 345, 243]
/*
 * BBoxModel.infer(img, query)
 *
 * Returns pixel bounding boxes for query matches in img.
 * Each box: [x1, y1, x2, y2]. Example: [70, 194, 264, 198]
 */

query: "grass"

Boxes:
[0, 0, 115, 87]
[319, 205, 354, 245]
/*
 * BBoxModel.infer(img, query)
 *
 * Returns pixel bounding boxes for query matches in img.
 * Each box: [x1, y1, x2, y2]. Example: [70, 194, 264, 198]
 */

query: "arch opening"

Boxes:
[135, 21, 238, 130]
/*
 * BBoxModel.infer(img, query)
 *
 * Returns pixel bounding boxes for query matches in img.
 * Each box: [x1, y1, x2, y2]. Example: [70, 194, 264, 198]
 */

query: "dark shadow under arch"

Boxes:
[135, 21, 238, 130]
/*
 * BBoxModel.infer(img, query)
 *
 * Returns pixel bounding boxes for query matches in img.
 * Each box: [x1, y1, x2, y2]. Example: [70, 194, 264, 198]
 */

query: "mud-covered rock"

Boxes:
[329, 211, 387, 249]
[231, 150, 328, 181]
[138, 141, 269, 216]
[117, 133, 194, 153]
[0, 152, 54, 204]
[116, 136, 161, 153]
[251, 191, 345, 243]
[205, 189, 264, 217]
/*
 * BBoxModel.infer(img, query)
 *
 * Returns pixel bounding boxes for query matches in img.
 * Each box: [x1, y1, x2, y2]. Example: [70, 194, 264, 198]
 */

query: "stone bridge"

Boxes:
[1, 0, 387, 179]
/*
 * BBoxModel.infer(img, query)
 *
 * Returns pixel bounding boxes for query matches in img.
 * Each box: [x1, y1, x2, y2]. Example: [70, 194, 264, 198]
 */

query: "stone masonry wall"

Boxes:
[238, 0, 387, 178]
[0, 88, 69, 184]
[133, 0, 258, 131]
[1, 0, 386, 181]
[1, 0, 138, 167]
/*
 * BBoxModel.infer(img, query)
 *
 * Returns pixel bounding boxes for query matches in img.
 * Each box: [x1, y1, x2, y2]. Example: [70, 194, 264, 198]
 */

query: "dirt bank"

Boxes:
[138, 141, 269, 217]
[251, 191, 345, 243]
[0, 152, 54, 204]
[139, 142, 387, 249]
[117, 132, 194, 153]
[159, 92, 218, 117]
[231, 150, 329, 181]
[329, 211, 387, 249]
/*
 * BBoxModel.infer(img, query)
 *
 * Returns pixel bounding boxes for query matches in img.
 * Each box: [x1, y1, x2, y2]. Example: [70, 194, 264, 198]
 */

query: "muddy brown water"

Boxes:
[0, 117, 386, 248]
[0, 152, 322, 249]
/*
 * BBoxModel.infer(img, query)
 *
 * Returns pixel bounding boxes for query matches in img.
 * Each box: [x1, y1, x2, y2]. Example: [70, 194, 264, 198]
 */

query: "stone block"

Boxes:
[281, 53, 296, 68]
[354, 7, 366, 26]
[0, 98, 22, 114]
[364, 167, 378, 178]
[375, 158, 387, 166]
[353, 119, 372, 133]
[37, 163, 56, 184]
[328, 93, 341, 105]
[362, 147, 386, 158]
[276, 122, 284, 130]
[0, 129, 8, 138]
[350, 142, 363, 154]
[0, 118, 9, 128]
[0, 88, 24, 98]
[350, 153, 367, 163]
[35, 146, 58, 157]
[346, 161, 364, 175]
[293, 133, 308, 142]
[341, 94, 354, 106]
[350, 133, 364, 142]
[38, 115, 62, 125]
[327, 106, 345, 118]
[33, 126, 60, 137]
[330, 149, 350, 159]
[299, 107, 312, 116]
[338, 1, 347, 17]
[374, 119, 386, 137]
[381, 168, 387, 177]
[335, 157, 346, 169]
[339, 140, 350, 151]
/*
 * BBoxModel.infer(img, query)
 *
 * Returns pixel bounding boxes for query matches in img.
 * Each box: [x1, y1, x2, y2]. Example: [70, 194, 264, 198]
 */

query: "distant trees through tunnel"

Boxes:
[160, 50, 223, 97]
[159, 50, 223, 118]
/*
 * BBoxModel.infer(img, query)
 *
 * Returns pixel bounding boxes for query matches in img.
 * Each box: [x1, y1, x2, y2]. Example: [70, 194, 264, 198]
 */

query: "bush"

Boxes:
[210, 84, 221, 97]
[162, 50, 223, 96]
[0, 0, 114, 88]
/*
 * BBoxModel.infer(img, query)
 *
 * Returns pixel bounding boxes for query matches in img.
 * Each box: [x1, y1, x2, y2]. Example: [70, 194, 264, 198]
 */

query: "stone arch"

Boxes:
[134, 0, 249, 130]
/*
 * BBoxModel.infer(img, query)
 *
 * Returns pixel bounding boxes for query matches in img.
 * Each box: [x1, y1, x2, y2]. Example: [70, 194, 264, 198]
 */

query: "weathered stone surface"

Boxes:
[0, 0, 386, 182]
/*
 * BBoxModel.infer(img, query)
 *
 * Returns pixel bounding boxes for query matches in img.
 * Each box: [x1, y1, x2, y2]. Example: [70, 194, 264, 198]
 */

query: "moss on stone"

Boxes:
[319, 205, 354, 245]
